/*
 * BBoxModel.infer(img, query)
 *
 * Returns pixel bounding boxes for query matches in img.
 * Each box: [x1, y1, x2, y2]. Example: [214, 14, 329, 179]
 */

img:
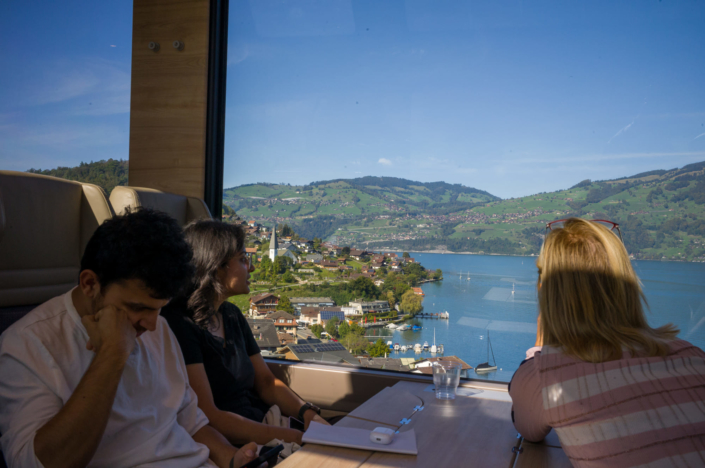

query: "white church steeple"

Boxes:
[269, 225, 278, 261]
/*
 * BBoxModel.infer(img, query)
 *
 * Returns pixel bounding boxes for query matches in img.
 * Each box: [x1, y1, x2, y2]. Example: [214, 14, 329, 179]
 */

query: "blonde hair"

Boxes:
[537, 218, 678, 362]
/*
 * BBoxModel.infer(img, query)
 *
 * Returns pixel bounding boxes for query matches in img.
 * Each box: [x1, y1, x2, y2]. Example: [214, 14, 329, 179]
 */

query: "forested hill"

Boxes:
[27, 159, 128, 194]
[224, 177, 499, 219]
[308, 176, 498, 201]
[227, 162, 705, 261]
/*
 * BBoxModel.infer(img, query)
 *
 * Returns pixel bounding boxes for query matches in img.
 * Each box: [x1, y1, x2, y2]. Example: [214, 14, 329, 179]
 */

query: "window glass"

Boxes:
[1, 1, 132, 192]
[225, 1, 705, 381]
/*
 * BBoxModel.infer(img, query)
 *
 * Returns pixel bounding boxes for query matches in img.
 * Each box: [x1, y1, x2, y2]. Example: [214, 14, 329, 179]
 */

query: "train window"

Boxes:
[1, 1, 132, 189]
[223, 1, 705, 381]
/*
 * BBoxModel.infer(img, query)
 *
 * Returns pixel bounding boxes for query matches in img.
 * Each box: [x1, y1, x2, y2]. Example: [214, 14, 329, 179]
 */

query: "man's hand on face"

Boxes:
[82, 305, 137, 359]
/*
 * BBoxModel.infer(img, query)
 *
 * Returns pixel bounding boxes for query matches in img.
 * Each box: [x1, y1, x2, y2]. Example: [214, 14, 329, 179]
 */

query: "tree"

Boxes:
[349, 322, 365, 336]
[402, 252, 410, 258]
[273, 256, 288, 274]
[342, 246, 351, 256]
[259, 255, 272, 273]
[313, 237, 322, 251]
[282, 271, 295, 283]
[338, 319, 350, 338]
[367, 339, 390, 358]
[386, 290, 396, 310]
[310, 324, 323, 338]
[400, 290, 423, 315]
[406, 274, 419, 287]
[281, 224, 293, 237]
[278, 295, 295, 314]
[434, 268, 443, 279]
[325, 317, 340, 338]
[342, 334, 369, 355]
[404, 262, 424, 277]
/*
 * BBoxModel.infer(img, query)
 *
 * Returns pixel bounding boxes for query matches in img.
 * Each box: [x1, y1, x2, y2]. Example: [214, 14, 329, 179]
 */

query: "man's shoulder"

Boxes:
[1, 294, 72, 345]
[142, 315, 185, 354]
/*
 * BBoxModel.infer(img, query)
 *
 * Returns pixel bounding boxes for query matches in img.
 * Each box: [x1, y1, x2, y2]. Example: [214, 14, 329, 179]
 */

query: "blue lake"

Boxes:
[366, 253, 705, 382]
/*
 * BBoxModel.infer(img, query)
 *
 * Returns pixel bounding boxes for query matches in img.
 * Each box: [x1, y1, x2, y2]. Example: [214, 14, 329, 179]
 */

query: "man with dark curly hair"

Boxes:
[0, 209, 260, 468]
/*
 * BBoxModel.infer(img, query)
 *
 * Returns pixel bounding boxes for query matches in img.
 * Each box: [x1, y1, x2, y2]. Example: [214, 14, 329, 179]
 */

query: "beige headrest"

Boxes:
[0, 171, 114, 307]
[109, 186, 211, 226]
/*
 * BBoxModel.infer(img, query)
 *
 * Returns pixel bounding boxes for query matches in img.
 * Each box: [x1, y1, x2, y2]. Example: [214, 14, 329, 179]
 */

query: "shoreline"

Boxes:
[372, 248, 703, 263]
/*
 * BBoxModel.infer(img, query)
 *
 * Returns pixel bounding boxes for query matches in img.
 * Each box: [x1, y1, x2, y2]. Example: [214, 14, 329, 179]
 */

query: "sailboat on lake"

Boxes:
[475, 330, 497, 374]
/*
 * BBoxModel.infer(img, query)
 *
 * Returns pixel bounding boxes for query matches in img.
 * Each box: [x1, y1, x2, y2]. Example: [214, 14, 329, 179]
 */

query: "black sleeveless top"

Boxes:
[161, 300, 270, 422]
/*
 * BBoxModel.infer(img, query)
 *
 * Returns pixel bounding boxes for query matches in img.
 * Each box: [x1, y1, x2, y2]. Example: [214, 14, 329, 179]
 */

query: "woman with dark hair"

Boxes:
[161, 220, 329, 447]
[509, 218, 705, 467]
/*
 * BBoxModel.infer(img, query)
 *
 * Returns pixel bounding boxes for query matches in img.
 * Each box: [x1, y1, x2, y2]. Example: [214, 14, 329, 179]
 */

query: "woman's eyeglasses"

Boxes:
[245, 252, 256, 266]
[545, 219, 622, 241]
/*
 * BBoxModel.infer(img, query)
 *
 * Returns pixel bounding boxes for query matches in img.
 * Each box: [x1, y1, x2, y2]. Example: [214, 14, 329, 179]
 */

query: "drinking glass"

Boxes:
[432, 361, 462, 400]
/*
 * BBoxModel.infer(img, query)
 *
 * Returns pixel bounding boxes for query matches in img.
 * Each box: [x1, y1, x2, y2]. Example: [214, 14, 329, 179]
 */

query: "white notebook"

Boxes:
[302, 422, 418, 455]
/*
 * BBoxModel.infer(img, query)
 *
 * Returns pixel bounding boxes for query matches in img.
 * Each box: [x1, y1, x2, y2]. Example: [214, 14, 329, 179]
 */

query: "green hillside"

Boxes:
[224, 177, 498, 220]
[227, 163, 705, 262]
[27, 159, 128, 194]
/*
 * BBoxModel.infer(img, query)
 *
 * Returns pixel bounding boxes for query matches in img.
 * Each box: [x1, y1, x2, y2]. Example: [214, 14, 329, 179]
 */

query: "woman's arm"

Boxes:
[191, 425, 260, 468]
[186, 363, 305, 445]
[508, 359, 551, 443]
[250, 353, 329, 429]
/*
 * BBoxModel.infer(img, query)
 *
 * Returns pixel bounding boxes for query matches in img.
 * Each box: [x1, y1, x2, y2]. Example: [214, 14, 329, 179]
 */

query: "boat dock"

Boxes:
[415, 312, 449, 319]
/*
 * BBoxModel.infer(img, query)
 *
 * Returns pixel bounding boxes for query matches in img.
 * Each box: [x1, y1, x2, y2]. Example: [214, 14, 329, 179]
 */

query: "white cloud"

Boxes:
[378, 158, 392, 166]
[14, 59, 130, 116]
[607, 121, 634, 144]
[227, 44, 250, 67]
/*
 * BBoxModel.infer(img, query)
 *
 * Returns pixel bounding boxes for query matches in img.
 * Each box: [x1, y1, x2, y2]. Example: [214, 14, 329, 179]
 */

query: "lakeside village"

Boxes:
[228, 218, 473, 375]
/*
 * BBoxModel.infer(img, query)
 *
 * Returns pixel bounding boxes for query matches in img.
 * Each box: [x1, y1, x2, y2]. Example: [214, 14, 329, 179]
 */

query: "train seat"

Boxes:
[0, 170, 114, 335]
[109, 186, 212, 225]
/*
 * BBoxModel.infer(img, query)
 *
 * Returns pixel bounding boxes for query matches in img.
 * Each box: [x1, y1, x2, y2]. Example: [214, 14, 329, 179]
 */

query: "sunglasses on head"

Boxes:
[545, 219, 622, 242]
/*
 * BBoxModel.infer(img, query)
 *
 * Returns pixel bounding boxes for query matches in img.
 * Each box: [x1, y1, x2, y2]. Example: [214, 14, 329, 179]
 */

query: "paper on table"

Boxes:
[302, 421, 418, 455]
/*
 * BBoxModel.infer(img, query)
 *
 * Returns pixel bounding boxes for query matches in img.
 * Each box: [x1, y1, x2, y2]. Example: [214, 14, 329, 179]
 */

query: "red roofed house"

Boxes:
[412, 287, 425, 297]
[249, 293, 279, 316]
[268, 311, 297, 334]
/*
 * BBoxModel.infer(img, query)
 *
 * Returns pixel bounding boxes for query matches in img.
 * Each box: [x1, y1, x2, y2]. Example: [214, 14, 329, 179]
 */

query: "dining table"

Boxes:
[277, 380, 572, 467]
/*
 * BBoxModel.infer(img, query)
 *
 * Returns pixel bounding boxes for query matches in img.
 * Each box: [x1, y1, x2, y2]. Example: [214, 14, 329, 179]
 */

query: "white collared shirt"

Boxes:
[0, 288, 213, 468]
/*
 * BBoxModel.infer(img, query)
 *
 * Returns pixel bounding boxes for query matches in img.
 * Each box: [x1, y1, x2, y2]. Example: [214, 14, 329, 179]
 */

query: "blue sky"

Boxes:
[2, 1, 705, 199]
[0, 1, 132, 171]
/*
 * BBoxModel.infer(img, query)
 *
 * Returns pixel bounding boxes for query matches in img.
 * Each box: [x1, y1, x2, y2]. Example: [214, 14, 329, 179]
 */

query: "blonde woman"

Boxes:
[509, 218, 705, 467]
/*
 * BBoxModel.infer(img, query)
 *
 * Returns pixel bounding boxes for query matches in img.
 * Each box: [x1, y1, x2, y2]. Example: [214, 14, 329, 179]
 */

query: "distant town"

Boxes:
[223, 217, 467, 374]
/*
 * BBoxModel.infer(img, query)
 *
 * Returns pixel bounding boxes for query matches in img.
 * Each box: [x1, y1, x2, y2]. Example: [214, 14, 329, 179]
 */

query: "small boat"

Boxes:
[393, 343, 400, 351]
[475, 330, 498, 374]
[412, 325, 421, 331]
[399, 324, 411, 331]
[386, 323, 398, 329]
[386, 340, 393, 347]
[414, 343, 422, 353]
[400, 345, 408, 352]
[430, 329, 437, 353]
[422, 341, 429, 351]
[438, 344, 444, 354]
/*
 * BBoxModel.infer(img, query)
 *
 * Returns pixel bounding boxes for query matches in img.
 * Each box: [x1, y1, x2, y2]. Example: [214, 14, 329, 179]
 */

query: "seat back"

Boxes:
[0, 170, 114, 333]
[109, 186, 211, 226]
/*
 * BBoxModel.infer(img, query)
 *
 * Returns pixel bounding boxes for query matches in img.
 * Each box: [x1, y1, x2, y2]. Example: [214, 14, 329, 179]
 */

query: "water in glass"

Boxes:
[432, 361, 461, 400]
